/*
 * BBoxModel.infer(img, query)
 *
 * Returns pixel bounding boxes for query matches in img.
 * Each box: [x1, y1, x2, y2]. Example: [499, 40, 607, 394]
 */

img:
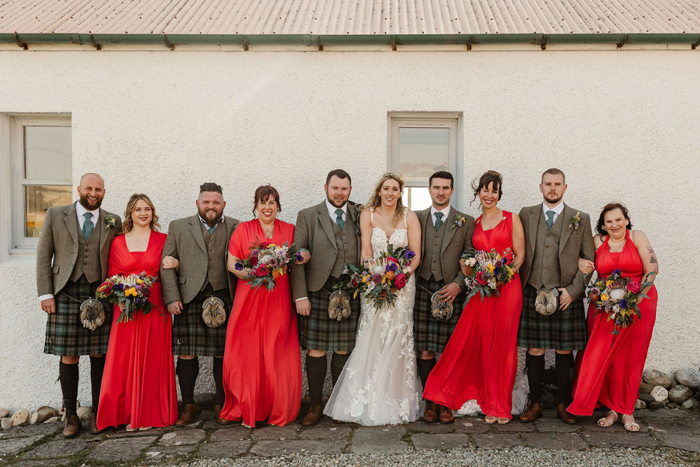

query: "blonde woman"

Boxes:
[324, 173, 422, 425]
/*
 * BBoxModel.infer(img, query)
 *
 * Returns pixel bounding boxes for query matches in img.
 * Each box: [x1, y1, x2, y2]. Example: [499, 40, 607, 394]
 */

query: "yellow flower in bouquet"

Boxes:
[600, 293, 609, 301]
[486, 263, 495, 273]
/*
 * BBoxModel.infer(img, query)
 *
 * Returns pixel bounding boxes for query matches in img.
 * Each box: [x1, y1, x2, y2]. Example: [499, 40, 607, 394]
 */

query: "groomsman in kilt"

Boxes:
[291, 169, 362, 426]
[160, 183, 239, 425]
[517, 168, 595, 424]
[37, 173, 122, 437]
[415, 171, 475, 423]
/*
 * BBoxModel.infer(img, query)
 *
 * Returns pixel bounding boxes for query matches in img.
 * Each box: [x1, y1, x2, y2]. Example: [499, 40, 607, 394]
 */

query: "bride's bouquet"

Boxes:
[348, 245, 415, 310]
[588, 269, 655, 335]
[234, 241, 304, 291]
[96, 272, 159, 323]
[461, 248, 515, 301]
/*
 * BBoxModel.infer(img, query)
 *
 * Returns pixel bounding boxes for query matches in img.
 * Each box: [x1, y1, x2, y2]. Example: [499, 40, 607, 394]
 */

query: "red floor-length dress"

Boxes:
[423, 211, 523, 419]
[220, 219, 302, 427]
[568, 231, 658, 416]
[97, 232, 178, 429]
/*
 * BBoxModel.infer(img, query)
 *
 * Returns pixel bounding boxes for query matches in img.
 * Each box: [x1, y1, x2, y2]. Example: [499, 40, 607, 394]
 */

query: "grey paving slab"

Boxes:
[0, 435, 45, 456]
[472, 434, 521, 449]
[523, 433, 587, 450]
[23, 438, 98, 459]
[454, 418, 492, 434]
[350, 427, 408, 454]
[209, 427, 252, 442]
[407, 421, 455, 433]
[0, 423, 61, 440]
[159, 429, 206, 445]
[657, 434, 700, 453]
[534, 418, 581, 433]
[251, 440, 346, 456]
[251, 425, 302, 440]
[637, 409, 695, 419]
[105, 427, 171, 438]
[583, 432, 659, 448]
[299, 426, 352, 439]
[645, 419, 698, 434]
[144, 445, 196, 461]
[411, 434, 470, 450]
[14, 460, 71, 467]
[493, 421, 536, 432]
[87, 435, 157, 462]
[198, 441, 251, 459]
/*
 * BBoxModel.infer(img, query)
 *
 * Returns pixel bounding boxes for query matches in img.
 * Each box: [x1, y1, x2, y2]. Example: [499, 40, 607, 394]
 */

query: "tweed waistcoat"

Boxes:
[69, 217, 102, 283]
[330, 215, 359, 279]
[199, 220, 230, 292]
[528, 210, 565, 290]
[419, 217, 448, 282]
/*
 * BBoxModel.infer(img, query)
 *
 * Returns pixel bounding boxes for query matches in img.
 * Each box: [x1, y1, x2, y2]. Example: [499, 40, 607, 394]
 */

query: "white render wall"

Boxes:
[1, 47, 698, 410]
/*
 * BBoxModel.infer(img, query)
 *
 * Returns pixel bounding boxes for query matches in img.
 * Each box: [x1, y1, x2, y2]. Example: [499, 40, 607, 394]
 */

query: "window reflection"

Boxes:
[25, 186, 72, 237]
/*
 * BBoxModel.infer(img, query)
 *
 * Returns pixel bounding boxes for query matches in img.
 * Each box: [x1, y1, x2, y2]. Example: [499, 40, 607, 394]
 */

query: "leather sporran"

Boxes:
[80, 298, 105, 331]
[202, 296, 226, 328]
[328, 290, 352, 321]
[535, 288, 559, 316]
[430, 291, 454, 321]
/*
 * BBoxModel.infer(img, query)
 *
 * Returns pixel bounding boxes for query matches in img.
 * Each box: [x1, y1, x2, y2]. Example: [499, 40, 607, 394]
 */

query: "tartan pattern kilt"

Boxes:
[298, 279, 361, 352]
[517, 284, 587, 351]
[44, 276, 113, 356]
[413, 276, 465, 353]
[173, 284, 231, 356]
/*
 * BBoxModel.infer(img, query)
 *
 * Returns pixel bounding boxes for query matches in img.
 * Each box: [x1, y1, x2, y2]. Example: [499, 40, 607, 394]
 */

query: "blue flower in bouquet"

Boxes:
[295, 252, 303, 262]
[234, 262, 244, 271]
[619, 298, 628, 309]
[613, 269, 622, 275]
[404, 250, 415, 260]
[386, 262, 398, 273]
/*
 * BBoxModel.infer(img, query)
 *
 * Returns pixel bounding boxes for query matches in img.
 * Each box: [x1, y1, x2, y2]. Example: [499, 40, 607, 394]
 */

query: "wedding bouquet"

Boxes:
[234, 242, 303, 291]
[461, 248, 515, 301]
[96, 272, 159, 323]
[588, 269, 655, 335]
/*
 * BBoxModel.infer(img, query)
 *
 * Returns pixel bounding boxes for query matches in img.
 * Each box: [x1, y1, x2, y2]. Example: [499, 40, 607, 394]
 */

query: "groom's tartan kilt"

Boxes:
[413, 276, 465, 353]
[298, 278, 361, 352]
[44, 276, 113, 356]
[173, 284, 231, 356]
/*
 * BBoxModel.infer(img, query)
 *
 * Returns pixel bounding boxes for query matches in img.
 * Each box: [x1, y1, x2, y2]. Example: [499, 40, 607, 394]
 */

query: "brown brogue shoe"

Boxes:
[519, 402, 543, 423]
[214, 404, 232, 425]
[557, 404, 578, 424]
[438, 405, 454, 424]
[422, 401, 438, 423]
[175, 403, 200, 426]
[302, 406, 323, 427]
[63, 414, 81, 438]
[89, 411, 104, 435]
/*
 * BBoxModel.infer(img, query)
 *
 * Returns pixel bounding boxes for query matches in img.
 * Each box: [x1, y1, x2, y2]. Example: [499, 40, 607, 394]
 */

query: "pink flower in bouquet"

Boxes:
[627, 281, 641, 294]
[476, 271, 489, 285]
[255, 265, 269, 277]
[395, 273, 407, 290]
[372, 274, 383, 285]
[250, 256, 259, 266]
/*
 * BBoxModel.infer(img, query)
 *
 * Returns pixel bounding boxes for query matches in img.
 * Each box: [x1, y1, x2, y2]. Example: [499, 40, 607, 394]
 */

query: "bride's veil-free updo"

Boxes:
[368, 172, 406, 227]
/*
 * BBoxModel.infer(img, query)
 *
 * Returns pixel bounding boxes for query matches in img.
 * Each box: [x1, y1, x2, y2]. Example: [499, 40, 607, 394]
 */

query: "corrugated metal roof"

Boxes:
[1, 0, 699, 35]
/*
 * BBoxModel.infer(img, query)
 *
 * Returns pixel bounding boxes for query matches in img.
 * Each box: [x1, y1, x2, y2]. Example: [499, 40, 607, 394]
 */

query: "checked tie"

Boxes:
[335, 209, 345, 230]
[434, 212, 444, 231]
[545, 210, 555, 230]
[82, 212, 95, 239]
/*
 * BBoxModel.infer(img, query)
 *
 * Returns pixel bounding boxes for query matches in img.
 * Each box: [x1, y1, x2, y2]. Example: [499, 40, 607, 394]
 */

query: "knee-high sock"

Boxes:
[60, 361, 79, 415]
[90, 356, 106, 413]
[213, 357, 224, 407]
[526, 354, 545, 404]
[306, 355, 327, 407]
[556, 353, 574, 406]
[330, 352, 350, 387]
[417, 357, 437, 391]
[176, 357, 199, 406]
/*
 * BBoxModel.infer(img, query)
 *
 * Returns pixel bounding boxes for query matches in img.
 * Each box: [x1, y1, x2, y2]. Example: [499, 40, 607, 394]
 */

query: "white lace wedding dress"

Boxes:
[323, 210, 421, 425]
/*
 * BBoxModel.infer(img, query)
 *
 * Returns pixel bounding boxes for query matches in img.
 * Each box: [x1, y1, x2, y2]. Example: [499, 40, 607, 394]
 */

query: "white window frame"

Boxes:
[4, 114, 72, 256]
[388, 112, 463, 210]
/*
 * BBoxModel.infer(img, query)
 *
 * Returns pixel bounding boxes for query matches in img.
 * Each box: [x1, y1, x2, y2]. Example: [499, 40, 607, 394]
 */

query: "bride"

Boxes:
[323, 173, 422, 425]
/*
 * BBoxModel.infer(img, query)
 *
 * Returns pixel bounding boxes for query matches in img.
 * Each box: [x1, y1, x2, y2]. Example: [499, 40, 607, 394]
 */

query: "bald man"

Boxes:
[36, 173, 122, 437]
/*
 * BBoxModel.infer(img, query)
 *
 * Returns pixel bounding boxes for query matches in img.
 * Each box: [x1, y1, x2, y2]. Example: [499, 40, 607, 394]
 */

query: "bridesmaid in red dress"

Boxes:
[567, 203, 658, 431]
[98, 194, 178, 431]
[424, 171, 525, 424]
[221, 185, 306, 427]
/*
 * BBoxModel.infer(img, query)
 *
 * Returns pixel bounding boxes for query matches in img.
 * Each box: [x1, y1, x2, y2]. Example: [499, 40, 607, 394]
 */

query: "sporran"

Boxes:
[202, 296, 226, 328]
[430, 291, 454, 321]
[79, 298, 105, 331]
[328, 289, 352, 321]
[535, 287, 559, 316]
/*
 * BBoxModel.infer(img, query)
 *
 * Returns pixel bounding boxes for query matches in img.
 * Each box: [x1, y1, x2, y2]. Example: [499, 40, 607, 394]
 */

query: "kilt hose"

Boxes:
[414, 276, 465, 353]
[173, 284, 231, 356]
[517, 284, 587, 351]
[44, 276, 112, 356]
[298, 279, 361, 352]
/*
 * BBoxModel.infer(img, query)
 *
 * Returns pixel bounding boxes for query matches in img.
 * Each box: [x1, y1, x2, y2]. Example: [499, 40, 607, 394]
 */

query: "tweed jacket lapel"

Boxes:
[62, 203, 80, 246]
[558, 203, 574, 254]
[527, 205, 540, 251]
[419, 208, 431, 248]
[98, 208, 111, 253]
[440, 208, 458, 254]
[188, 214, 207, 254]
[317, 202, 338, 250]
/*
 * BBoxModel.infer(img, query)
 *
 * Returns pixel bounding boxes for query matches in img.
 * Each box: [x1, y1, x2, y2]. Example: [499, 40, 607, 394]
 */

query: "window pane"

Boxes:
[402, 187, 432, 211]
[398, 128, 449, 182]
[25, 185, 72, 237]
[24, 126, 72, 180]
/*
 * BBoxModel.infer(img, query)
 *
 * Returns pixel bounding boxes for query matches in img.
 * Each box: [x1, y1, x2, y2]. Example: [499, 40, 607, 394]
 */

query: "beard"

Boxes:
[198, 206, 223, 227]
[544, 192, 563, 205]
[326, 194, 348, 209]
[79, 193, 103, 211]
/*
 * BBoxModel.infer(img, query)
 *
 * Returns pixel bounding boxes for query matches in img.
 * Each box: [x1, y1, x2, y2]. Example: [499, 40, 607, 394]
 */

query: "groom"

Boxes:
[291, 169, 362, 426]
[416, 171, 475, 423]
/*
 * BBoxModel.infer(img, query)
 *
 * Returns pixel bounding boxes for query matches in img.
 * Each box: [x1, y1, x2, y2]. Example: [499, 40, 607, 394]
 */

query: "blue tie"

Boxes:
[82, 212, 95, 239]
[546, 210, 555, 230]
[434, 212, 444, 231]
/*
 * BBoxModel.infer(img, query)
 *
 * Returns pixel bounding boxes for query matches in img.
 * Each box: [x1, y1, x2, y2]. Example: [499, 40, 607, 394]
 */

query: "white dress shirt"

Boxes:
[326, 199, 347, 225]
[431, 205, 451, 226]
[542, 201, 564, 224]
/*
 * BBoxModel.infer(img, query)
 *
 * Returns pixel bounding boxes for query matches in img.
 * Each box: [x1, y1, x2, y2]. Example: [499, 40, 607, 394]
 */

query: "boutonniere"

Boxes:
[105, 215, 116, 230]
[451, 214, 467, 230]
[568, 212, 581, 231]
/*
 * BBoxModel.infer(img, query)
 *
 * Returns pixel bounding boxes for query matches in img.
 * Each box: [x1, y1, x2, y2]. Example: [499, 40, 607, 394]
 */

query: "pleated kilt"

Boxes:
[517, 284, 587, 351]
[413, 276, 465, 353]
[44, 276, 112, 356]
[173, 284, 231, 356]
[298, 278, 361, 352]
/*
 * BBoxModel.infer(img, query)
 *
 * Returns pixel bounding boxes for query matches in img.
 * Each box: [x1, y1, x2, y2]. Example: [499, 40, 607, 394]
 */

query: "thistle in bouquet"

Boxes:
[234, 241, 306, 291]
[588, 269, 656, 335]
[460, 247, 515, 301]
[96, 272, 159, 323]
[358, 244, 415, 310]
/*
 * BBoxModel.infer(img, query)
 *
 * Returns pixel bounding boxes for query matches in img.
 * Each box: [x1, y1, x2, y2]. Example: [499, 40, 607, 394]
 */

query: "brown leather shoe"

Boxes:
[519, 402, 543, 423]
[214, 404, 232, 425]
[422, 401, 438, 423]
[302, 405, 323, 427]
[438, 405, 454, 424]
[557, 404, 578, 424]
[63, 414, 81, 438]
[175, 403, 200, 426]
[90, 411, 104, 435]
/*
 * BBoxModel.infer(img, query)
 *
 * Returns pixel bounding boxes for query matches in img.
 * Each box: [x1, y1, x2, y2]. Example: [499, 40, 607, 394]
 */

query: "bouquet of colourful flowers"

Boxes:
[588, 269, 655, 335]
[234, 242, 304, 291]
[460, 248, 515, 301]
[95, 272, 159, 323]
